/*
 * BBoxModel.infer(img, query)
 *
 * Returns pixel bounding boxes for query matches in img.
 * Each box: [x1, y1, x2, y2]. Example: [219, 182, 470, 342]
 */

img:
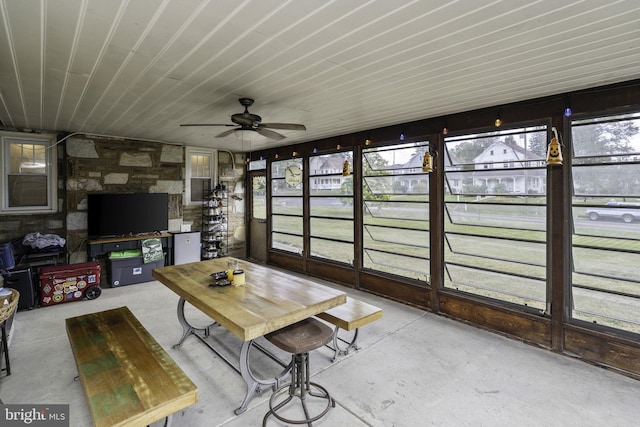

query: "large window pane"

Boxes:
[309, 152, 353, 265]
[252, 175, 266, 221]
[363, 142, 430, 282]
[270, 159, 303, 254]
[571, 112, 640, 334]
[444, 126, 548, 310]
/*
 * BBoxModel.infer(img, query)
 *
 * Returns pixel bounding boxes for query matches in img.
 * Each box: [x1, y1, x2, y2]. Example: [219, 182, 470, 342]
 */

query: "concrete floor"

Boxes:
[1, 278, 639, 427]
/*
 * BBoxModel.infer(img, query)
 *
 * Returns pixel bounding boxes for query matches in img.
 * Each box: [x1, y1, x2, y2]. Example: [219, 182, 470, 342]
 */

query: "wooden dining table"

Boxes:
[151, 257, 346, 414]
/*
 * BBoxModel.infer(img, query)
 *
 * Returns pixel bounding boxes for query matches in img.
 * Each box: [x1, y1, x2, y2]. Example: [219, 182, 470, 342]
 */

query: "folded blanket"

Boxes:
[22, 232, 66, 250]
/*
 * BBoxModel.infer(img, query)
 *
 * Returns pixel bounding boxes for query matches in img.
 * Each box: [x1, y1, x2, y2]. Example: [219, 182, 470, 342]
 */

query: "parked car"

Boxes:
[585, 201, 640, 223]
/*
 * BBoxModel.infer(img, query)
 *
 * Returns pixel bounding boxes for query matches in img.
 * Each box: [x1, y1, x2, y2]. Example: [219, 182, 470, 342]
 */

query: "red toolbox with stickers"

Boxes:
[38, 261, 102, 307]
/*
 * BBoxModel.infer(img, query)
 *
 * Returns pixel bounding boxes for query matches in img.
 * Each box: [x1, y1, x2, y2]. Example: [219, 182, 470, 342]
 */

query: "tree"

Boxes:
[362, 150, 392, 202]
[526, 131, 547, 158]
[572, 116, 640, 197]
[573, 120, 639, 156]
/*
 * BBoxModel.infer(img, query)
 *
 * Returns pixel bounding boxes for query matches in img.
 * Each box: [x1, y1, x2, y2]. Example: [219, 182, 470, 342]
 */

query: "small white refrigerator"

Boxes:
[172, 232, 201, 265]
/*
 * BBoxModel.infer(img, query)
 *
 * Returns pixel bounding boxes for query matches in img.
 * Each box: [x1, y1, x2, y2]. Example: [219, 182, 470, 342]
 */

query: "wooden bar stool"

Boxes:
[263, 318, 335, 426]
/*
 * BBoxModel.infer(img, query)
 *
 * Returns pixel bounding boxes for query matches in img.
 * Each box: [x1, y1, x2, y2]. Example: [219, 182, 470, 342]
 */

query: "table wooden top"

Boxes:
[66, 306, 198, 427]
[152, 257, 347, 341]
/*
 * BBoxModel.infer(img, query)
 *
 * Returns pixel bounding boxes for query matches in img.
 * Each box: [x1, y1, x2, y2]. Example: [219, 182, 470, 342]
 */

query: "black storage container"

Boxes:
[108, 255, 164, 287]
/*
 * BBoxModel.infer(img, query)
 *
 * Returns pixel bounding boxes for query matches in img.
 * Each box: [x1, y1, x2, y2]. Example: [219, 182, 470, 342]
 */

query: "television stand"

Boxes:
[87, 233, 174, 265]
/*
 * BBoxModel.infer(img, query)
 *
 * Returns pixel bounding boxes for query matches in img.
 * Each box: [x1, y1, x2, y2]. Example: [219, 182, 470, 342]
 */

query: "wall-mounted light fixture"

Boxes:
[400, 132, 406, 141]
[365, 139, 372, 146]
[546, 127, 563, 165]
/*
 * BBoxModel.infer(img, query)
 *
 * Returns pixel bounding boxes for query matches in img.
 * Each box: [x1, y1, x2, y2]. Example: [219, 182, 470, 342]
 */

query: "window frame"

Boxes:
[270, 158, 304, 256]
[362, 141, 431, 283]
[442, 123, 549, 312]
[308, 150, 355, 266]
[0, 131, 58, 214]
[569, 110, 640, 335]
[185, 147, 217, 206]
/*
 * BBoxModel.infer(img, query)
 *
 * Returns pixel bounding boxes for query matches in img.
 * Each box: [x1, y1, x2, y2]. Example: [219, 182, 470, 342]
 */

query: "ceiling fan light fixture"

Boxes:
[234, 129, 253, 139]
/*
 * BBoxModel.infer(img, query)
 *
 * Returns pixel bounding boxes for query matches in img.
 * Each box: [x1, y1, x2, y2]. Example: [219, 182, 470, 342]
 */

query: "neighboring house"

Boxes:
[394, 152, 429, 192]
[309, 156, 347, 190]
[470, 138, 546, 194]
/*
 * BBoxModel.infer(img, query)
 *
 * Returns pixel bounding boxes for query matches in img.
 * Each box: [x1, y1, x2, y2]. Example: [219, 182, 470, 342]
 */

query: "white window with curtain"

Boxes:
[1, 132, 57, 214]
[185, 147, 217, 205]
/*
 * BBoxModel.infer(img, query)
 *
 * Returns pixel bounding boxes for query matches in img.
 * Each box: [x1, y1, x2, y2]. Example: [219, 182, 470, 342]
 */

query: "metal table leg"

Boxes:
[327, 326, 360, 362]
[172, 298, 218, 348]
[171, 297, 290, 415]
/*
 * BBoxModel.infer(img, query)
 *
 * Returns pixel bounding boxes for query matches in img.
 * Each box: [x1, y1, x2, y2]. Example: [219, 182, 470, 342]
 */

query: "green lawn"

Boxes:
[264, 196, 640, 334]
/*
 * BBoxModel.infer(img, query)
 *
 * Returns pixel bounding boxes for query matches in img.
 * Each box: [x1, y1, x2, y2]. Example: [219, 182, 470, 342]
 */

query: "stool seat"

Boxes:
[265, 318, 334, 354]
[263, 318, 336, 426]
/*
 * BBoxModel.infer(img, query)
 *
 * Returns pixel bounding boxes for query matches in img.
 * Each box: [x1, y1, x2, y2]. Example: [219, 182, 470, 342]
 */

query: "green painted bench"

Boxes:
[66, 306, 198, 427]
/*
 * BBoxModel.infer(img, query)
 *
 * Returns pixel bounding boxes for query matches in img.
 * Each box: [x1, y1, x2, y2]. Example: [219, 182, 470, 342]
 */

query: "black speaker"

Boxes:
[2, 267, 36, 310]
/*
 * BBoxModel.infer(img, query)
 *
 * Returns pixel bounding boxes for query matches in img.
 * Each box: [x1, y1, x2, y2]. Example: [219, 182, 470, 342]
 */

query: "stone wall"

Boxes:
[65, 136, 246, 263]
[65, 136, 185, 263]
[1, 133, 246, 267]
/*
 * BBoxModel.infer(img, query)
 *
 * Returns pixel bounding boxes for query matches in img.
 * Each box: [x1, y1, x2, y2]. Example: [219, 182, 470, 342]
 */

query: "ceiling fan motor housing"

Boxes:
[232, 98, 261, 127]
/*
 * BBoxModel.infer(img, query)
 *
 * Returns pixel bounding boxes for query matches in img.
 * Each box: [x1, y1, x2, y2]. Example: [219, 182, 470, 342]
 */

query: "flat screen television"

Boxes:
[87, 193, 169, 239]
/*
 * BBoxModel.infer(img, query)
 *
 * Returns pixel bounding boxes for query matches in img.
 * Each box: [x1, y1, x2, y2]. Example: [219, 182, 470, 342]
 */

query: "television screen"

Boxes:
[87, 193, 169, 238]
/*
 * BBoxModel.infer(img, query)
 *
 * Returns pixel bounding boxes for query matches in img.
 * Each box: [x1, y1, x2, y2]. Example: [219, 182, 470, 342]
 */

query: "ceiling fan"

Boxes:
[180, 98, 306, 140]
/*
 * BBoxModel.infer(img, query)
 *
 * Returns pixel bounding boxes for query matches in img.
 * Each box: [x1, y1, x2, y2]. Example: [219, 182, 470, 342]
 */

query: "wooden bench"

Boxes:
[65, 306, 198, 427]
[316, 297, 383, 361]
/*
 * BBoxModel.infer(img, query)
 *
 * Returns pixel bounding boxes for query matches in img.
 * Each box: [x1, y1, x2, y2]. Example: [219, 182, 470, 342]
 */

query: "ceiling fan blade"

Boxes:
[180, 123, 235, 127]
[260, 123, 306, 131]
[215, 128, 239, 138]
[255, 127, 285, 140]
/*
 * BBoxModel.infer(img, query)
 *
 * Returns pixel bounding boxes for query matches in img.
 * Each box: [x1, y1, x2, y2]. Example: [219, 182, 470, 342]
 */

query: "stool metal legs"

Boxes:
[263, 352, 334, 426]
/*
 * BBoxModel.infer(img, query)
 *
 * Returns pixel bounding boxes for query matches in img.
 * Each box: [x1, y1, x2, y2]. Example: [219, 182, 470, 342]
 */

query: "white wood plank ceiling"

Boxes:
[1, 0, 639, 151]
